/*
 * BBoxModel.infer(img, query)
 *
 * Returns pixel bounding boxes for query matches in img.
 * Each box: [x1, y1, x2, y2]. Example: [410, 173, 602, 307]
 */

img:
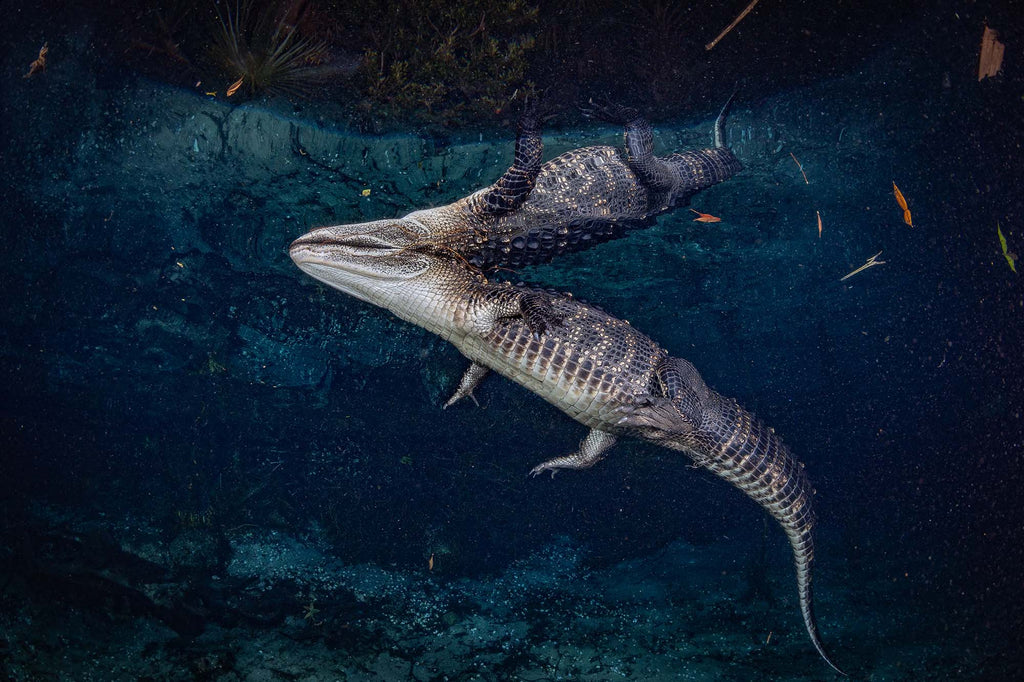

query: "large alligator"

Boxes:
[289, 224, 845, 674]
[327, 100, 741, 270]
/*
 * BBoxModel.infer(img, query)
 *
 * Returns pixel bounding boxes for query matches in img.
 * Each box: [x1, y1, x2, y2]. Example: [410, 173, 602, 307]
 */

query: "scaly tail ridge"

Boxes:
[680, 393, 845, 675]
[714, 90, 737, 148]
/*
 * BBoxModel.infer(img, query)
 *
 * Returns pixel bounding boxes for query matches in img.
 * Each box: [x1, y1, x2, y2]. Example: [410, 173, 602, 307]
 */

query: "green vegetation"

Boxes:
[113, 0, 729, 127]
[120, 0, 539, 124]
[211, 0, 332, 97]
[350, 0, 538, 124]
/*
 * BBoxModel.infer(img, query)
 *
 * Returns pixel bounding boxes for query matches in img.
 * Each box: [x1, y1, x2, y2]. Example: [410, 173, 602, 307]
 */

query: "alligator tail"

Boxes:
[664, 94, 742, 206]
[688, 393, 846, 675]
[714, 90, 736, 148]
[664, 147, 743, 207]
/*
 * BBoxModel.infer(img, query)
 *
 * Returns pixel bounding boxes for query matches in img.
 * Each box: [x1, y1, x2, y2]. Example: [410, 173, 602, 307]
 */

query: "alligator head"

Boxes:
[289, 220, 485, 338]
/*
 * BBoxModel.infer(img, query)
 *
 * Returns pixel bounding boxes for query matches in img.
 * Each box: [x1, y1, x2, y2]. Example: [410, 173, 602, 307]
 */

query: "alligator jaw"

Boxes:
[289, 221, 431, 304]
[289, 222, 488, 340]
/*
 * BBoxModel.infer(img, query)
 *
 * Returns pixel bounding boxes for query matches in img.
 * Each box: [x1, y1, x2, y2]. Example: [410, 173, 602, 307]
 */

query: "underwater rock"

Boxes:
[167, 526, 232, 579]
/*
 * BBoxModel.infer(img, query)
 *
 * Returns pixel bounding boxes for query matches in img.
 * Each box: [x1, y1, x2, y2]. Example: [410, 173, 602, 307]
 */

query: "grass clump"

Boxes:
[211, 0, 333, 97]
[351, 0, 538, 124]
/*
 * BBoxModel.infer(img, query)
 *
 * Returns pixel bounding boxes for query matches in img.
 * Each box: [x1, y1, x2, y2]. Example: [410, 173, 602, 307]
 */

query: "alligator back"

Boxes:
[458, 144, 741, 269]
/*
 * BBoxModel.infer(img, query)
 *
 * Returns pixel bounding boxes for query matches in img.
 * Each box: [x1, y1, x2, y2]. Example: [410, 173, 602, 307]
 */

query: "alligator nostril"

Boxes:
[289, 235, 316, 254]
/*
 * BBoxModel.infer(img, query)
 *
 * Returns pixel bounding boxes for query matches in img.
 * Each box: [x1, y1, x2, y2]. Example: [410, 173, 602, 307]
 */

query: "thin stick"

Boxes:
[790, 152, 809, 184]
[706, 0, 763, 51]
[840, 251, 885, 281]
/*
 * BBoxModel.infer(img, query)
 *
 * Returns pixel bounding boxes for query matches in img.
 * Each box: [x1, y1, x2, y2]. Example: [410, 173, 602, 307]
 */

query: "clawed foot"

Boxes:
[527, 430, 617, 478]
[443, 390, 480, 410]
[579, 99, 640, 125]
[612, 399, 693, 436]
[528, 462, 560, 479]
[518, 97, 558, 133]
[519, 290, 564, 337]
[528, 453, 582, 478]
[444, 362, 489, 409]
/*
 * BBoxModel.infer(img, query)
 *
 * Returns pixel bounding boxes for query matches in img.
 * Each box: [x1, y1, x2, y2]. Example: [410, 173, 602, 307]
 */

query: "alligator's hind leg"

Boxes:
[444, 362, 490, 408]
[472, 102, 545, 216]
[612, 357, 709, 438]
[529, 429, 617, 478]
[582, 101, 675, 191]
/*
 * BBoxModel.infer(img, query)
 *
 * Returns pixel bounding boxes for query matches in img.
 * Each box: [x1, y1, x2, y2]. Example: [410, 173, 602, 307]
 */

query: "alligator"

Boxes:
[289, 224, 845, 675]
[325, 100, 742, 270]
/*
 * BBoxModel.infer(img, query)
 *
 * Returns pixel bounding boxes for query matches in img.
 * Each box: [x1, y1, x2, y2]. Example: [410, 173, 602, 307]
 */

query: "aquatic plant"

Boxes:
[126, 0, 198, 68]
[211, 0, 331, 97]
[351, 0, 538, 124]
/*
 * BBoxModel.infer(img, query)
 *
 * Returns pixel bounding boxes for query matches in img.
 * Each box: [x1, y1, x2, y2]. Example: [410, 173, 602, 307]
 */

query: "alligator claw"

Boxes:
[613, 399, 692, 435]
[528, 429, 617, 479]
[580, 98, 640, 125]
[528, 463, 558, 479]
[519, 291, 564, 336]
[518, 96, 558, 132]
[445, 362, 489, 408]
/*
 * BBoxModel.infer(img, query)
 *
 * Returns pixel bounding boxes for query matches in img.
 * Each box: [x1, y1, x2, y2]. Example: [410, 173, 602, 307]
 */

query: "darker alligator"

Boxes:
[325, 100, 742, 270]
[289, 226, 845, 675]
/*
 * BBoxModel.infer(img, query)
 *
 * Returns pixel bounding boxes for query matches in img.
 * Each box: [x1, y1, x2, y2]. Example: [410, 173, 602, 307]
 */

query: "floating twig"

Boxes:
[706, 0, 763, 51]
[790, 152, 809, 184]
[840, 250, 885, 281]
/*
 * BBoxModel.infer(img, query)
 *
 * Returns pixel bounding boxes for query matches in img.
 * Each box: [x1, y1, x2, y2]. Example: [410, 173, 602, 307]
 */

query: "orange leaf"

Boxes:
[690, 208, 721, 223]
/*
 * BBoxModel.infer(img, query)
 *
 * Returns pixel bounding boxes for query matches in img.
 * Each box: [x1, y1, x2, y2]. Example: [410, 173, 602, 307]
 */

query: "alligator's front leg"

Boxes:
[529, 428, 617, 478]
[447, 286, 564, 408]
[466, 101, 545, 216]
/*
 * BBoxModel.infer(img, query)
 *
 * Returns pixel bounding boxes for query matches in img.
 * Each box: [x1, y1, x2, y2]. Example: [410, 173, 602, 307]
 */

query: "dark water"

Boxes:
[2, 0, 1022, 679]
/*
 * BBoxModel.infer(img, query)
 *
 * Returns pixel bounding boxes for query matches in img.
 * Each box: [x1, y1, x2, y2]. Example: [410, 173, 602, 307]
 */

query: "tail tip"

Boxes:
[812, 637, 847, 676]
[714, 89, 738, 148]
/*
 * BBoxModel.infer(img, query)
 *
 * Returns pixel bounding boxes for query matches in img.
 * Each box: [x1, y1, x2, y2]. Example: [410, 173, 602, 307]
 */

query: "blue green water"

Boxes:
[1, 0, 1021, 678]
